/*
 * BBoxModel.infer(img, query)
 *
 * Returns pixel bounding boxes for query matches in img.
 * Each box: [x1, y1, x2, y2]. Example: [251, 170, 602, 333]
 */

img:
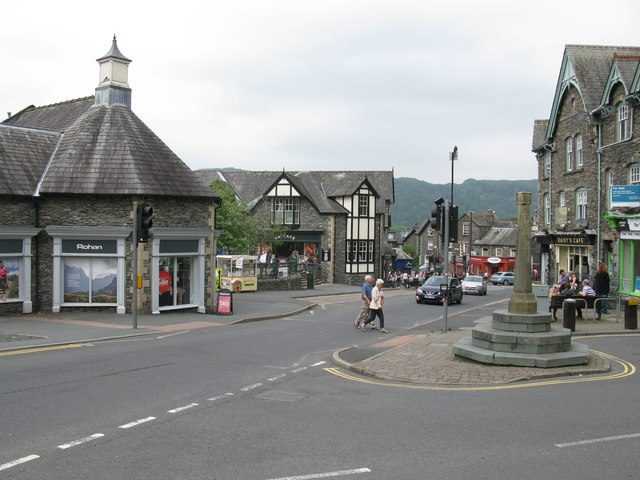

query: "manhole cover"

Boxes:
[255, 390, 308, 402]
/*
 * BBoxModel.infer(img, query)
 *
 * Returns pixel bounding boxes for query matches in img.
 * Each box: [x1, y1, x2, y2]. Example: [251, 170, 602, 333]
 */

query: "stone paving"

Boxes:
[334, 312, 637, 386]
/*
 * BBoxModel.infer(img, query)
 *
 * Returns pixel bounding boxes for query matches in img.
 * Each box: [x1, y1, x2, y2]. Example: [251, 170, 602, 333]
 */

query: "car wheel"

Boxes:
[503, 280, 508, 286]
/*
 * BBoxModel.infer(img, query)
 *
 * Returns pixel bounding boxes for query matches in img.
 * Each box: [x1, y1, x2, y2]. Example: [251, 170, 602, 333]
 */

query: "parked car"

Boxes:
[461, 275, 487, 295]
[416, 276, 463, 305]
[491, 271, 515, 285]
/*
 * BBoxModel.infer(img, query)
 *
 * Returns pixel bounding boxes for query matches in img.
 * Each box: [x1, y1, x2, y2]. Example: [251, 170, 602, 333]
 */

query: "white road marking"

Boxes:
[311, 361, 326, 367]
[207, 393, 234, 401]
[266, 467, 371, 480]
[168, 403, 199, 413]
[57, 433, 105, 450]
[156, 330, 189, 339]
[240, 383, 263, 391]
[290, 367, 307, 373]
[0, 455, 40, 472]
[555, 432, 640, 448]
[119, 417, 156, 429]
[267, 374, 287, 382]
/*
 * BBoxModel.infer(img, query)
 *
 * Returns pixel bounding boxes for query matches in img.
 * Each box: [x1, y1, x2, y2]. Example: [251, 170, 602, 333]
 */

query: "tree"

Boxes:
[403, 244, 418, 260]
[211, 179, 287, 254]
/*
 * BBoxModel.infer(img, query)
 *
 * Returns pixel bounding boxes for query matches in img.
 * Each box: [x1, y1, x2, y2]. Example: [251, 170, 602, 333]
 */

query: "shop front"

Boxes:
[152, 229, 209, 314]
[469, 255, 515, 277]
[536, 231, 596, 284]
[612, 217, 640, 297]
[48, 226, 129, 314]
[0, 226, 40, 313]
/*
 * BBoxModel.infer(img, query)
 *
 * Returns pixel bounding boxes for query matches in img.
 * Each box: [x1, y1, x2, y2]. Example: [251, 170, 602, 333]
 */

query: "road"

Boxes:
[1, 285, 638, 479]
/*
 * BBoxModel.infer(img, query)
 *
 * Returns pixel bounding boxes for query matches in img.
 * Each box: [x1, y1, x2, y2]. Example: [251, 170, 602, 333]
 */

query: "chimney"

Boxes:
[95, 35, 132, 108]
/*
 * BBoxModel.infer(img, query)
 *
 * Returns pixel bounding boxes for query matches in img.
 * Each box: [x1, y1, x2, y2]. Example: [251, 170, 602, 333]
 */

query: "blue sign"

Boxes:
[611, 185, 640, 208]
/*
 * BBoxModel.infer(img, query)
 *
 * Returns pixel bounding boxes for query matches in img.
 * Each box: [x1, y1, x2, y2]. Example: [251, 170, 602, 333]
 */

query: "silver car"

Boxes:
[461, 275, 487, 295]
[491, 271, 515, 285]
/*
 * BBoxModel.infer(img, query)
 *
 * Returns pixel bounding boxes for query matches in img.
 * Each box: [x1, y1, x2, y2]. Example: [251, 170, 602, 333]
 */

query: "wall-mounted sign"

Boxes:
[611, 185, 640, 208]
[487, 257, 501, 264]
[62, 239, 117, 254]
[555, 234, 594, 245]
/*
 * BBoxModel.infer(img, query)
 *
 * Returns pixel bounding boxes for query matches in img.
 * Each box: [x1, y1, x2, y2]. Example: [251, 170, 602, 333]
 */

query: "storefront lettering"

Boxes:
[76, 243, 103, 251]
[556, 236, 587, 245]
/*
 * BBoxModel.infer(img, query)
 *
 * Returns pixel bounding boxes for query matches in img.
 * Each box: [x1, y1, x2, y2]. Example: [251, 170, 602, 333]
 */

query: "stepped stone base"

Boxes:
[453, 337, 589, 368]
[471, 323, 572, 354]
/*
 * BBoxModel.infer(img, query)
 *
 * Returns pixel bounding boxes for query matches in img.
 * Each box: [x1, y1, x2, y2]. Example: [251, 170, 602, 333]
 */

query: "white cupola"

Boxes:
[95, 35, 132, 107]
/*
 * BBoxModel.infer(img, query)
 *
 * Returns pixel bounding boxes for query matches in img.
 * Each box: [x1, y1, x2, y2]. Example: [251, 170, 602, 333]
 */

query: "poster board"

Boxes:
[217, 288, 233, 314]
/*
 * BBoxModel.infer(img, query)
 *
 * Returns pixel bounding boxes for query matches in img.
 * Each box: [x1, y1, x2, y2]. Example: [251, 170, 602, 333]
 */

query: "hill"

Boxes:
[392, 177, 538, 227]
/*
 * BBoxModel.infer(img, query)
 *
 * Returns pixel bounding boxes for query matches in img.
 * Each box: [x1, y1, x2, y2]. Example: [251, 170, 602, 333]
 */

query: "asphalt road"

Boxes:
[1, 285, 639, 479]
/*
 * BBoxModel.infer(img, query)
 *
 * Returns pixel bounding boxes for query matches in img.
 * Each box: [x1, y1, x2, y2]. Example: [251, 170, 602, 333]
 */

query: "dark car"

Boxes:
[416, 276, 463, 305]
[461, 275, 487, 295]
[491, 271, 515, 285]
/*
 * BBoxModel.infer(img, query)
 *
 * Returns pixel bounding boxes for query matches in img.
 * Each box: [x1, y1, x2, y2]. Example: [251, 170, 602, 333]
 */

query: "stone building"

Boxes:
[197, 170, 394, 286]
[532, 45, 640, 296]
[0, 37, 220, 315]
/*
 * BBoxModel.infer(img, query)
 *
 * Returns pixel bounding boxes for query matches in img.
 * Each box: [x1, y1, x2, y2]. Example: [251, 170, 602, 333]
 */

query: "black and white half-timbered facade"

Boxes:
[1, 38, 220, 315]
[199, 170, 394, 286]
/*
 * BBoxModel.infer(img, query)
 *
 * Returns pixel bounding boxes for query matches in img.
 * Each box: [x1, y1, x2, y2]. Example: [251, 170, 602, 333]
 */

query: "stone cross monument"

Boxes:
[453, 192, 588, 368]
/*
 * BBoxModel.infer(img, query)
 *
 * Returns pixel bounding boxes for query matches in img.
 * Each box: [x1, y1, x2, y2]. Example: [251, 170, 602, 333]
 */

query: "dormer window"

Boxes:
[618, 104, 631, 141]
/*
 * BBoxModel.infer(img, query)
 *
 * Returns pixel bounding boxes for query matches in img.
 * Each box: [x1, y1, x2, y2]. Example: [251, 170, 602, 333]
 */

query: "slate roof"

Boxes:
[477, 226, 517, 247]
[199, 169, 394, 214]
[3, 97, 217, 198]
[565, 45, 640, 113]
[531, 119, 549, 151]
[0, 125, 61, 196]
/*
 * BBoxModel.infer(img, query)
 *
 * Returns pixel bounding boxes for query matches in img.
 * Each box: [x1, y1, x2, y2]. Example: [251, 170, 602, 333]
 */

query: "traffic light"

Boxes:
[448, 205, 458, 243]
[430, 198, 445, 237]
[137, 204, 153, 243]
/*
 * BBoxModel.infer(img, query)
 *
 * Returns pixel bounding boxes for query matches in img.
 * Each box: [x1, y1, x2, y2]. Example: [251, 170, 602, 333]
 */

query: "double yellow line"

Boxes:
[0, 344, 84, 357]
[324, 349, 636, 391]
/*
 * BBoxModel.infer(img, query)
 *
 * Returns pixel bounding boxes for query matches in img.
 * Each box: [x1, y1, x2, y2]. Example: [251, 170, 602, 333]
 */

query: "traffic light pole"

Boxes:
[132, 203, 139, 329]
[442, 200, 450, 332]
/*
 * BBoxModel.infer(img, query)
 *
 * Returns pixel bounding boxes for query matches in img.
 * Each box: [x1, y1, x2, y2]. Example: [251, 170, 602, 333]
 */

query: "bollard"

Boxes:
[624, 298, 638, 330]
[562, 298, 577, 332]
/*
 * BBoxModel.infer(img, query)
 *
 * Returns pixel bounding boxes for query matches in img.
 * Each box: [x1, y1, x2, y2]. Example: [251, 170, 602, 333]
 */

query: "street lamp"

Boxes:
[450, 146, 458, 205]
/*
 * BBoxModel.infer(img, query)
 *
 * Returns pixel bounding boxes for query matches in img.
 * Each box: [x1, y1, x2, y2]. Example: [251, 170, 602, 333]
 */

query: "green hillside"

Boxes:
[392, 177, 538, 227]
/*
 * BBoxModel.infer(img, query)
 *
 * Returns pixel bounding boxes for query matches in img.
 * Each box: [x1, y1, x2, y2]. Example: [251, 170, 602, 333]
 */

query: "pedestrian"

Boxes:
[361, 278, 388, 333]
[559, 269, 570, 285]
[593, 262, 611, 319]
[354, 275, 376, 330]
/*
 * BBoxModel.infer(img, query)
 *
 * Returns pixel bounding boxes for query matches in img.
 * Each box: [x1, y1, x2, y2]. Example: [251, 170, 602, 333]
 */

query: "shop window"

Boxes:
[272, 197, 300, 225]
[63, 257, 118, 304]
[0, 229, 39, 313]
[462, 222, 470, 236]
[0, 257, 21, 301]
[159, 257, 192, 307]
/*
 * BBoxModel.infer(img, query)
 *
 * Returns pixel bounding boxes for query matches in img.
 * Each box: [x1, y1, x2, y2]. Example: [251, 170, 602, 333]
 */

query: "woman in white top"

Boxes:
[361, 278, 388, 333]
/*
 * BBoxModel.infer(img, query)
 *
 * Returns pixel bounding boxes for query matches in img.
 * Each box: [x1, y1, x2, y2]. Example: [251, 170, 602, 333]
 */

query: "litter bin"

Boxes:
[307, 272, 314, 289]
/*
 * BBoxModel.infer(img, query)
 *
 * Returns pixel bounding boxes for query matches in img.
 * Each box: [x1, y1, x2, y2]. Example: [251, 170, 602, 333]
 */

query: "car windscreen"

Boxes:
[424, 276, 445, 286]
[465, 276, 482, 282]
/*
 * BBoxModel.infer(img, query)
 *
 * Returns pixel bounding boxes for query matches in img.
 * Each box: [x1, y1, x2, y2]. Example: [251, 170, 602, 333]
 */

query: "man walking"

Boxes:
[354, 275, 376, 329]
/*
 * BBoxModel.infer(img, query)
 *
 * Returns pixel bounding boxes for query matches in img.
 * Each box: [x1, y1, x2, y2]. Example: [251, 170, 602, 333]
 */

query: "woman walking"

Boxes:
[361, 278, 388, 333]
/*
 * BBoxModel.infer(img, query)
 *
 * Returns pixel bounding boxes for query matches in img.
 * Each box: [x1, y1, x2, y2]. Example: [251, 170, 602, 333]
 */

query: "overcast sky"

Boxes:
[3, 1, 639, 184]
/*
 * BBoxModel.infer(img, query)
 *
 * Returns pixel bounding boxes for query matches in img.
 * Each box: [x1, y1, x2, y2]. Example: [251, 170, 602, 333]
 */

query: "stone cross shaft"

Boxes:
[508, 192, 537, 314]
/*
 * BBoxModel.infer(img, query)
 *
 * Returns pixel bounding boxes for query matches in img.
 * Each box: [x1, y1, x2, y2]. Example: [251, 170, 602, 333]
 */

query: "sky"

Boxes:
[3, 1, 639, 184]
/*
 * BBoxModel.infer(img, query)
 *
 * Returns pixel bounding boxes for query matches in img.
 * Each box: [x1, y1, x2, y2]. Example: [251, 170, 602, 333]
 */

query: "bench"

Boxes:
[549, 294, 610, 321]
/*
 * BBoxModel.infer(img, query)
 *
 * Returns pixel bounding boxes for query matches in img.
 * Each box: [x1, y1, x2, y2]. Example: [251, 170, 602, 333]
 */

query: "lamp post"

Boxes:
[450, 146, 458, 276]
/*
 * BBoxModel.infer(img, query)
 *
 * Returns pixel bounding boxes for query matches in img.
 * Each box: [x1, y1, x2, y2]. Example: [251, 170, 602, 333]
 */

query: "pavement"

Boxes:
[1, 284, 637, 386]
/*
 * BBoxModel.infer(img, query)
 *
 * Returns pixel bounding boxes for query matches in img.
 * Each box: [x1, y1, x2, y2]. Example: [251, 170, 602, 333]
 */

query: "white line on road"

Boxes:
[267, 374, 287, 382]
[119, 417, 156, 429]
[240, 383, 263, 391]
[266, 467, 371, 480]
[555, 432, 640, 448]
[0, 455, 40, 472]
[57, 433, 105, 450]
[207, 393, 234, 401]
[156, 330, 190, 339]
[290, 367, 307, 373]
[168, 403, 199, 413]
[311, 361, 327, 367]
